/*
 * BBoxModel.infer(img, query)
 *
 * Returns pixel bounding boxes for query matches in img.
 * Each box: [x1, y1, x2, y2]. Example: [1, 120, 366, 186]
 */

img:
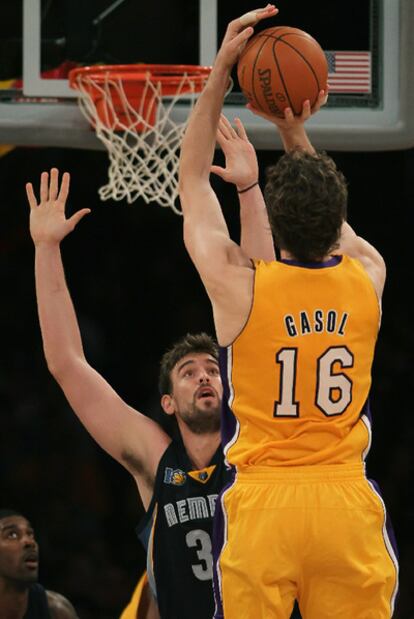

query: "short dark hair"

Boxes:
[264, 149, 348, 262]
[0, 509, 24, 521]
[158, 333, 218, 395]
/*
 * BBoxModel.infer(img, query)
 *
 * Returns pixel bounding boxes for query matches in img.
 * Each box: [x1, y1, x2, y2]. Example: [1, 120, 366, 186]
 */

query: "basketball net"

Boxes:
[70, 66, 211, 215]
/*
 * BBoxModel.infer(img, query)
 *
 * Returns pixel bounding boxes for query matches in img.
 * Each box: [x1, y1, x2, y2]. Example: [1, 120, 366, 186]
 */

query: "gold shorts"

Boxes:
[213, 463, 398, 618]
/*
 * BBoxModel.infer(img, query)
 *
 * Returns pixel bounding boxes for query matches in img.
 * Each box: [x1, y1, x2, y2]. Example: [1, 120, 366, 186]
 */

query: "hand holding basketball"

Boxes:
[246, 91, 329, 154]
[237, 26, 328, 117]
[246, 88, 328, 127]
[216, 5, 279, 69]
[239, 5, 278, 27]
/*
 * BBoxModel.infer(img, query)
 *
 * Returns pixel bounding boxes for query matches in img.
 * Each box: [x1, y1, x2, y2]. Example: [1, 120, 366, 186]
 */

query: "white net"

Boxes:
[72, 68, 209, 215]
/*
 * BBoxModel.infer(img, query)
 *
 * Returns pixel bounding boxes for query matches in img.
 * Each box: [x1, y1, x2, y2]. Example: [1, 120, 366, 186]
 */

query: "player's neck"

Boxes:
[0, 584, 29, 619]
[280, 249, 332, 263]
[182, 431, 221, 470]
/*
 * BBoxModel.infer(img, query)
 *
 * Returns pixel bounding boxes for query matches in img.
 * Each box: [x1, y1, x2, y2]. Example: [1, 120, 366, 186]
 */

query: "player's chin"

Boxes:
[197, 395, 219, 409]
[19, 567, 39, 582]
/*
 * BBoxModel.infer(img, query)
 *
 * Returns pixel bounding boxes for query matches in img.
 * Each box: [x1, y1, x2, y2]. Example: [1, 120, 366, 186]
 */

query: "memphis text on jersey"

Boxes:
[164, 494, 219, 528]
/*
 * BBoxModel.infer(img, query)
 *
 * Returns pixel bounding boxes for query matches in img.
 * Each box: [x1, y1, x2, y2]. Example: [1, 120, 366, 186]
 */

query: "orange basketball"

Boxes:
[237, 26, 328, 117]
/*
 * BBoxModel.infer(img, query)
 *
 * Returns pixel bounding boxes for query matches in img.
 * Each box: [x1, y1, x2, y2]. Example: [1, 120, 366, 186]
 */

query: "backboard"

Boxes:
[1, 0, 414, 151]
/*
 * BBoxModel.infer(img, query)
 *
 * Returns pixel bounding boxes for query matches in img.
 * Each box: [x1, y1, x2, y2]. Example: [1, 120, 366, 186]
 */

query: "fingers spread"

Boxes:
[232, 26, 254, 48]
[25, 183, 38, 209]
[40, 171, 49, 203]
[57, 172, 70, 204]
[239, 11, 258, 27]
[240, 5, 278, 26]
[219, 115, 236, 140]
[210, 165, 226, 179]
[234, 117, 248, 141]
[68, 208, 90, 229]
[255, 5, 278, 21]
[49, 168, 59, 201]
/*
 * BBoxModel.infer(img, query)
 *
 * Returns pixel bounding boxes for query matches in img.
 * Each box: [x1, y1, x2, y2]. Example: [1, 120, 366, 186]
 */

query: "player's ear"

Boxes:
[161, 394, 176, 416]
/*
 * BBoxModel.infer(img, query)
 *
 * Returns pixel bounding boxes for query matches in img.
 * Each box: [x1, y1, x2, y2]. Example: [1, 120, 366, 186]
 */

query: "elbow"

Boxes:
[44, 349, 81, 384]
[179, 156, 212, 199]
[179, 178, 212, 220]
[45, 356, 67, 383]
[183, 218, 194, 253]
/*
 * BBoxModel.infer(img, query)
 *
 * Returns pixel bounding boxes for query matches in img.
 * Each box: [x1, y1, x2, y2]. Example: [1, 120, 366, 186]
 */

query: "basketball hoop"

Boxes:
[68, 64, 212, 214]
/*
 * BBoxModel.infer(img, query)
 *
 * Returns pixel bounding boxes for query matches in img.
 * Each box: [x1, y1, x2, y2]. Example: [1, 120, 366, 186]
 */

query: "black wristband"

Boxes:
[237, 181, 259, 194]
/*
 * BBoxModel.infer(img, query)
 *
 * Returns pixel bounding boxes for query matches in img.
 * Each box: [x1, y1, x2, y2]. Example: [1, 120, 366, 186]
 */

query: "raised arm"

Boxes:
[209, 92, 329, 262]
[26, 169, 170, 509]
[179, 6, 278, 272]
[273, 97, 385, 299]
[211, 114, 275, 261]
[248, 95, 386, 299]
[179, 6, 278, 344]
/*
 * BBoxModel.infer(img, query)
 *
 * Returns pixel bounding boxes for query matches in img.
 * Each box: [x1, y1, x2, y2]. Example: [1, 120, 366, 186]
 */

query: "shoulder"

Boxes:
[337, 223, 386, 299]
[46, 591, 79, 619]
[343, 252, 386, 302]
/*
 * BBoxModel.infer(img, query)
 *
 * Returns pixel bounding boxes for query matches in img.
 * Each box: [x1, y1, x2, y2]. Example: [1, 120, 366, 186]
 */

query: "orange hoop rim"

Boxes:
[69, 63, 212, 92]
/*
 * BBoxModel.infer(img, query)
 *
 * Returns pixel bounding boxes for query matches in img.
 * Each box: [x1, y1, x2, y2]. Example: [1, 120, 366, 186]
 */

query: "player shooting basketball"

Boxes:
[179, 5, 399, 619]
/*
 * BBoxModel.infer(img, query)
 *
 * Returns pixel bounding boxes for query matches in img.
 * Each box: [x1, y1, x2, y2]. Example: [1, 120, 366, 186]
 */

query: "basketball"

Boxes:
[237, 26, 328, 117]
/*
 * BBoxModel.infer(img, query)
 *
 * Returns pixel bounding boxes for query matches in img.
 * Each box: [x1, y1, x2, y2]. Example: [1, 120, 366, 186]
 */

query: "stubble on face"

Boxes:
[177, 393, 221, 435]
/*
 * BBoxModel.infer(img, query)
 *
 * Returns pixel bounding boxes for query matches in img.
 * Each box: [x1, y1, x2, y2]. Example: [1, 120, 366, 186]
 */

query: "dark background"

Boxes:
[1, 1, 413, 617]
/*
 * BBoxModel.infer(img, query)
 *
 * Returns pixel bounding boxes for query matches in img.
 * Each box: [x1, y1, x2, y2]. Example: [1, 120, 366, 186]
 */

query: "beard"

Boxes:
[178, 398, 221, 435]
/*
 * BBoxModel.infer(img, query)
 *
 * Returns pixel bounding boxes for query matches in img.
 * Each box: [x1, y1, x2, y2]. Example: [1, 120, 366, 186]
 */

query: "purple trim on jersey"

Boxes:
[368, 477, 400, 613]
[213, 348, 238, 618]
[281, 255, 343, 269]
[212, 473, 236, 619]
[369, 478, 399, 562]
[218, 347, 238, 449]
[360, 398, 373, 424]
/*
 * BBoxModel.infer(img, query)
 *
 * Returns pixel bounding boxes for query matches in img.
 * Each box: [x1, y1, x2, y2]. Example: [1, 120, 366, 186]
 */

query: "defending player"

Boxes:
[179, 5, 399, 619]
[25, 169, 227, 618]
[25, 124, 276, 617]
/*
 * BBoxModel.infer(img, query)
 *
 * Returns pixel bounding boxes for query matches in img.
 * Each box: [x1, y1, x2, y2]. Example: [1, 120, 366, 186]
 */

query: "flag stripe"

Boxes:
[325, 51, 372, 94]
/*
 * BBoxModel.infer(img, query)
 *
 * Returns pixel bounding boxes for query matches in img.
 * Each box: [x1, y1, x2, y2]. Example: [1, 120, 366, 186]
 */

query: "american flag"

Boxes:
[325, 51, 372, 94]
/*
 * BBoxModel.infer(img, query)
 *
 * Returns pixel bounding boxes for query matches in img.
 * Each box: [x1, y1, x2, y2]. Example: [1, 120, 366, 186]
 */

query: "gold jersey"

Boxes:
[221, 255, 380, 468]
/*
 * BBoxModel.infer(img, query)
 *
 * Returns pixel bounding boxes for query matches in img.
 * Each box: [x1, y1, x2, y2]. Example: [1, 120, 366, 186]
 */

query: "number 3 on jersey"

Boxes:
[185, 529, 213, 581]
[274, 345, 354, 418]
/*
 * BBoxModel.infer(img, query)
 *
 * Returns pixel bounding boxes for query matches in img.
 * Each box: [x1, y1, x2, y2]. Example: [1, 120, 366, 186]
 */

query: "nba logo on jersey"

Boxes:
[163, 467, 187, 486]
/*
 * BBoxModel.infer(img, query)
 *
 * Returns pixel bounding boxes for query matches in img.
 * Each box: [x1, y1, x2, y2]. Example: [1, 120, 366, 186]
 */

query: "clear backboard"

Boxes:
[1, 0, 414, 151]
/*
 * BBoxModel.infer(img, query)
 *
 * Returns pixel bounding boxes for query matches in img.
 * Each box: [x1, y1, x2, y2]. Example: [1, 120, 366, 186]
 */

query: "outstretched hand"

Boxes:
[216, 4, 278, 69]
[26, 168, 90, 246]
[211, 115, 258, 191]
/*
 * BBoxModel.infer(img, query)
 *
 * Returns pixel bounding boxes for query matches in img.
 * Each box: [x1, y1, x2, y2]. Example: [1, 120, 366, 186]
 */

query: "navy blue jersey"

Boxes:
[137, 440, 232, 619]
[23, 584, 51, 619]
